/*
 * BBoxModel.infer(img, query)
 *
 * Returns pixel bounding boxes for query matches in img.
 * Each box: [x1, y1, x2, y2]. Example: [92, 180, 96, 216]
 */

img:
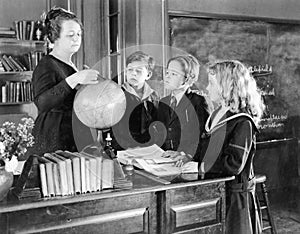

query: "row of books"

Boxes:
[0, 52, 44, 72]
[0, 27, 16, 38]
[1, 81, 33, 103]
[14, 20, 45, 41]
[38, 150, 115, 197]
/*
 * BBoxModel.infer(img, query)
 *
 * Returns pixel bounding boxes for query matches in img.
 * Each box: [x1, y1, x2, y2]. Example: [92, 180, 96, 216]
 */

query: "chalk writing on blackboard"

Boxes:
[258, 113, 288, 130]
[250, 64, 274, 96]
[249, 64, 272, 76]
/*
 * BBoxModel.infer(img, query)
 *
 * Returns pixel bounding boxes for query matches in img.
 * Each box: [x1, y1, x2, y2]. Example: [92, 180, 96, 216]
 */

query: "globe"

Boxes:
[73, 79, 126, 129]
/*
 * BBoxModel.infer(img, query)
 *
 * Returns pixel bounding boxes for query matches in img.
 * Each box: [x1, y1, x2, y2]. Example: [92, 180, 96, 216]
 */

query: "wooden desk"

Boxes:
[0, 172, 234, 234]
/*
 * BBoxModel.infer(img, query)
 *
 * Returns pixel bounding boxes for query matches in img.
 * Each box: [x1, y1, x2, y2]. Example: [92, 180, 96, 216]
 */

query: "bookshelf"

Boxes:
[0, 39, 47, 120]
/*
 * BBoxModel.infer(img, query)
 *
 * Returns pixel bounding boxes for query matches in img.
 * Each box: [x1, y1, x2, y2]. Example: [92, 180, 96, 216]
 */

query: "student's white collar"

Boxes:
[171, 86, 189, 105]
[122, 82, 155, 101]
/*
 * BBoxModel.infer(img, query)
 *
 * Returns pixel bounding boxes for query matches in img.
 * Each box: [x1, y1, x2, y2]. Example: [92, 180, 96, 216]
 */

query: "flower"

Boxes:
[0, 117, 34, 160]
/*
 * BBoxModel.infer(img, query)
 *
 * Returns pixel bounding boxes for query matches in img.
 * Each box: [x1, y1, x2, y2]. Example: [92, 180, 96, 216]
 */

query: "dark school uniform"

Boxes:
[31, 55, 93, 155]
[110, 82, 159, 150]
[154, 89, 210, 158]
[195, 109, 262, 234]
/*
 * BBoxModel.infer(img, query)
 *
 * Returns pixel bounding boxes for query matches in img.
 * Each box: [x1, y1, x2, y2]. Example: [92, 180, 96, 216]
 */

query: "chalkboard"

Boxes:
[169, 16, 300, 141]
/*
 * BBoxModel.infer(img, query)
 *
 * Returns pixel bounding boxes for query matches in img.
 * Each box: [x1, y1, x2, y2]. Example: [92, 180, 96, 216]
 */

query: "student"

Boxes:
[156, 54, 210, 159]
[109, 51, 159, 150]
[31, 7, 100, 155]
[176, 60, 265, 234]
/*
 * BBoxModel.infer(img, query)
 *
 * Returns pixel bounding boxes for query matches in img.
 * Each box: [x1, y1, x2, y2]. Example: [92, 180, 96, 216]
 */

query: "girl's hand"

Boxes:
[162, 150, 193, 167]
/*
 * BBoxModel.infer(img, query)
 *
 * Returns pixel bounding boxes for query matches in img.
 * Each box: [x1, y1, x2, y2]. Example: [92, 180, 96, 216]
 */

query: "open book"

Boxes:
[117, 144, 198, 177]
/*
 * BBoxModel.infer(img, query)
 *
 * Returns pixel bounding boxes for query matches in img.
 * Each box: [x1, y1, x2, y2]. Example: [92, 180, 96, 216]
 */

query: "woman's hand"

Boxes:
[74, 69, 101, 84]
[162, 150, 193, 167]
[66, 69, 101, 88]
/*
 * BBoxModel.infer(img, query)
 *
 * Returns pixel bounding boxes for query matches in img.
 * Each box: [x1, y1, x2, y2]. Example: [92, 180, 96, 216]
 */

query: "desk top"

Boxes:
[0, 170, 234, 214]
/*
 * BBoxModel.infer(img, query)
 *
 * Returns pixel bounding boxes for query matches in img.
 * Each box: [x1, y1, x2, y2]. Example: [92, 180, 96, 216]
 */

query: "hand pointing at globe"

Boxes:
[66, 69, 101, 89]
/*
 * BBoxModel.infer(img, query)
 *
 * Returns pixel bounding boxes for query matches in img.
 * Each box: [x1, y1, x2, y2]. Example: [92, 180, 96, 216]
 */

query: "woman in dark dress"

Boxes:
[31, 7, 100, 155]
[176, 60, 265, 234]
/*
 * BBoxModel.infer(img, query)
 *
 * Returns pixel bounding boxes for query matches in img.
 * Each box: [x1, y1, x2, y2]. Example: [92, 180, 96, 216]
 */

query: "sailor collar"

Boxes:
[205, 111, 256, 135]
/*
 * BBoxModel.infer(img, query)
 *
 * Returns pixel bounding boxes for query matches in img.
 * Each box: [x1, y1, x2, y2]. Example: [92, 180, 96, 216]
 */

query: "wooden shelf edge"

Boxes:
[0, 102, 33, 106]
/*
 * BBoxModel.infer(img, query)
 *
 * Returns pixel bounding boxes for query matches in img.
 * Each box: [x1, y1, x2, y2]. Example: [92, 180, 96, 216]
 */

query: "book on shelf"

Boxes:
[0, 60, 5, 72]
[2, 54, 18, 71]
[52, 152, 74, 195]
[8, 55, 25, 71]
[0, 27, 16, 38]
[0, 81, 33, 103]
[0, 54, 28, 72]
[0, 56, 13, 71]
[80, 151, 103, 191]
[55, 150, 81, 194]
[44, 153, 69, 196]
[14, 20, 38, 40]
[71, 152, 87, 193]
[1, 86, 6, 103]
[38, 161, 48, 197]
[102, 159, 114, 189]
[38, 156, 55, 197]
[78, 152, 97, 193]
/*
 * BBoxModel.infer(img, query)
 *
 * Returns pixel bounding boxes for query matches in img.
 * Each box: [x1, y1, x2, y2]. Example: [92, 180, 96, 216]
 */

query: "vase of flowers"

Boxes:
[0, 117, 34, 202]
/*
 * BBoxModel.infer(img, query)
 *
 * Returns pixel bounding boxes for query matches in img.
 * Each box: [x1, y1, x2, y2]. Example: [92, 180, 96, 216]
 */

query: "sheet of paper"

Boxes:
[134, 158, 181, 177]
[117, 144, 175, 164]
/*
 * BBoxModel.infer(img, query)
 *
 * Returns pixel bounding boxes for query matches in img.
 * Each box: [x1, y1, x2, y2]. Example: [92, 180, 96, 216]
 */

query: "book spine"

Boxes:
[85, 160, 91, 193]
[71, 157, 81, 194]
[8, 56, 24, 71]
[56, 150, 81, 194]
[2, 86, 6, 103]
[16, 82, 20, 102]
[0, 56, 13, 71]
[102, 159, 114, 189]
[52, 162, 61, 196]
[79, 154, 86, 193]
[52, 152, 74, 195]
[14, 21, 20, 40]
[39, 163, 48, 197]
[29, 21, 35, 41]
[96, 157, 102, 191]
[44, 162, 55, 196]
[65, 159, 74, 195]
[2, 55, 17, 71]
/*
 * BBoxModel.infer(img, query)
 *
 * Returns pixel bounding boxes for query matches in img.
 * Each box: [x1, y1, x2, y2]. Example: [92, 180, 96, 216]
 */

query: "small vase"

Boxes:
[0, 159, 14, 202]
[5, 155, 19, 173]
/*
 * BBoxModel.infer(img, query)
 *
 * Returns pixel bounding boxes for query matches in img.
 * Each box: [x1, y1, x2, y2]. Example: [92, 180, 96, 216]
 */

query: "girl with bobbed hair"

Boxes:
[200, 60, 264, 234]
[173, 59, 265, 234]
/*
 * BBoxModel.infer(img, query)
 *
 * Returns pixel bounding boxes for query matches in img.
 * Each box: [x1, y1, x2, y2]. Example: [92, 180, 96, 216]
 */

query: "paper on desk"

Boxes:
[134, 158, 181, 177]
[117, 144, 175, 165]
[181, 161, 199, 173]
[117, 144, 181, 176]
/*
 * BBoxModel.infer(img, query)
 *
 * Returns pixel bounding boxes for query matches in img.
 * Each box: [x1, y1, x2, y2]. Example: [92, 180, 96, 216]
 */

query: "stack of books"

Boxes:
[0, 27, 16, 38]
[38, 150, 131, 198]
